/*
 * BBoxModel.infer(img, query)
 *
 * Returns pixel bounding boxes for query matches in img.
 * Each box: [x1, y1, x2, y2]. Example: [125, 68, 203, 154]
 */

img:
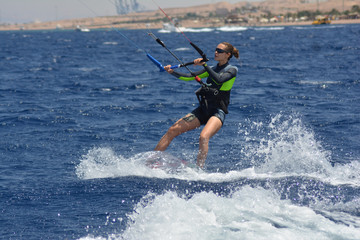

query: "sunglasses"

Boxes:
[215, 48, 229, 53]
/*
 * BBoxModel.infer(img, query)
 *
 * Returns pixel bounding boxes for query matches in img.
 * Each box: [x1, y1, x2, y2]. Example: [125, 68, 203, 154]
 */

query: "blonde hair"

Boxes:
[222, 42, 239, 59]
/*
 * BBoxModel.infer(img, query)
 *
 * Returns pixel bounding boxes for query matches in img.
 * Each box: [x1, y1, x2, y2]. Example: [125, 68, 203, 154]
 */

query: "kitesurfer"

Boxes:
[154, 42, 239, 168]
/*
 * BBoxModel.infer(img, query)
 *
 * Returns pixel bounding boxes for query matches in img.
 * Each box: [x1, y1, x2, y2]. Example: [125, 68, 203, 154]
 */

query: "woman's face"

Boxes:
[214, 43, 231, 62]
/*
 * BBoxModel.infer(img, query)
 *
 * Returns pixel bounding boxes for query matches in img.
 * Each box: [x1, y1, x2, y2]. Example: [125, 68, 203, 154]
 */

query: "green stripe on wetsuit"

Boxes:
[175, 64, 237, 92]
[178, 72, 209, 81]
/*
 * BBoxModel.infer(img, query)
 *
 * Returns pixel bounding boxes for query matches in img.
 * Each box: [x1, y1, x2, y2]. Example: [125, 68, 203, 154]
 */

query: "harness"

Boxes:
[195, 85, 229, 114]
[195, 64, 237, 114]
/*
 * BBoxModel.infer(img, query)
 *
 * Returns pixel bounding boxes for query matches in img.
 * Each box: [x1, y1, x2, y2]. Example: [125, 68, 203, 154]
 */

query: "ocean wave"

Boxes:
[237, 113, 360, 186]
[293, 25, 345, 30]
[102, 41, 118, 45]
[254, 27, 285, 31]
[216, 26, 248, 32]
[174, 47, 191, 51]
[79, 187, 360, 240]
[158, 27, 214, 33]
[75, 146, 360, 188]
[294, 80, 342, 85]
[183, 28, 214, 33]
[75, 113, 360, 186]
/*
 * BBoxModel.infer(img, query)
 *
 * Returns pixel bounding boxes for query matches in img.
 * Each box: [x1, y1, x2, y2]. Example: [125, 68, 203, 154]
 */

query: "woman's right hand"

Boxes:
[164, 65, 174, 73]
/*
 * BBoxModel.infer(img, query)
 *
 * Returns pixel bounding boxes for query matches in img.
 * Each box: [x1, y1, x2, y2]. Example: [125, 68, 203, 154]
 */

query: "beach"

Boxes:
[1, 16, 359, 31]
[1, 0, 359, 31]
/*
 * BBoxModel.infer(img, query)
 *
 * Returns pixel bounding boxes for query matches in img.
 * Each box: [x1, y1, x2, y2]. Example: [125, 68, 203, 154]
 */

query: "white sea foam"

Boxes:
[75, 148, 247, 182]
[254, 27, 285, 31]
[158, 28, 214, 33]
[174, 47, 191, 51]
[237, 113, 360, 186]
[293, 25, 344, 30]
[76, 113, 360, 186]
[295, 80, 341, 85]
[76, 113, 360, 240]
[216, 26, 248, 32]
[103, 41, 118, 45]
[79, 187, 360, 240]
[183, 28, 214, 32]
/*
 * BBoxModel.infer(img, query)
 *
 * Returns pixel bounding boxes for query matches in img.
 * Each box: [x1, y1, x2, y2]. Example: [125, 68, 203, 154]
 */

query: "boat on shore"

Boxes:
[75, 25, 90, 32]
[312, 16, 331, 25]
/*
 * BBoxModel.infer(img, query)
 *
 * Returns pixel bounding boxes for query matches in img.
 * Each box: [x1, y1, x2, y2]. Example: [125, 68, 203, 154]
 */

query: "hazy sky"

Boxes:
[0, 0, 245, 24]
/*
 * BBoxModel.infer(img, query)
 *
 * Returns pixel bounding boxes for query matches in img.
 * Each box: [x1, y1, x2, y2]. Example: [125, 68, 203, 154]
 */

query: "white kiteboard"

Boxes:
[145, 151, 194, 172]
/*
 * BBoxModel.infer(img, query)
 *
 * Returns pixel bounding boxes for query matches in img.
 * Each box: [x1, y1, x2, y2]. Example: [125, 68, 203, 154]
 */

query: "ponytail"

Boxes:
[222, 42, 239, 60]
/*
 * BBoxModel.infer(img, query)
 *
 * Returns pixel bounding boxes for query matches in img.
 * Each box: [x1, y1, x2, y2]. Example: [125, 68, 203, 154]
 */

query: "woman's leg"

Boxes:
[197, 116, 223, 168]
[155, 114, 201, 151]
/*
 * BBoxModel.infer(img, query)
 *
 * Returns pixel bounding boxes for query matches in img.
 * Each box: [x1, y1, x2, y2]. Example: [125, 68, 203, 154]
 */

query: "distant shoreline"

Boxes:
[1, 18, 359, 32]
[2, 0, 360, 31]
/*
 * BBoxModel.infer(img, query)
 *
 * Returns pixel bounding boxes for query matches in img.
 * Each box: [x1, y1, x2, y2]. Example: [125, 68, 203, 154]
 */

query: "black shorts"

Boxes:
[185, 106, 226, 125]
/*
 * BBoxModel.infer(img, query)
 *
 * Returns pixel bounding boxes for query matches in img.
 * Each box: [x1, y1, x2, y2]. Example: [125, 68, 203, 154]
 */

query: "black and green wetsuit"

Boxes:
[171, 62, 238, 124]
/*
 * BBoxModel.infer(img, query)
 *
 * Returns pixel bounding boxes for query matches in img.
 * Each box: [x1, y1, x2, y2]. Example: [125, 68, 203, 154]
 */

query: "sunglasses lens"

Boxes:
[216, 48, 226, 53]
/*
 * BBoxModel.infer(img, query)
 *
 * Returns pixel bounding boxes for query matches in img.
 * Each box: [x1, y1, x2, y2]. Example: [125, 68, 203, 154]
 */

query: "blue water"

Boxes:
[1, 24, 359, 239]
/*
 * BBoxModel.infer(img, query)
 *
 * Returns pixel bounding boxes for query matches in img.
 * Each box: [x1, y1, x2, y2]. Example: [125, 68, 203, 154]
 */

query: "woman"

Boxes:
[154, 42, 239, 168]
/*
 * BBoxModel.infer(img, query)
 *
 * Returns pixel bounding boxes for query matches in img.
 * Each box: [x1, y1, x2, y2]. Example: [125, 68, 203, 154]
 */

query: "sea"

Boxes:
[0, 24, 359, 240]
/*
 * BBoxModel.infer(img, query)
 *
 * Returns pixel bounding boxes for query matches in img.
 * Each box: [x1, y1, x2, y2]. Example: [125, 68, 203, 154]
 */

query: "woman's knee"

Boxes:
[199, 133, 210, 144]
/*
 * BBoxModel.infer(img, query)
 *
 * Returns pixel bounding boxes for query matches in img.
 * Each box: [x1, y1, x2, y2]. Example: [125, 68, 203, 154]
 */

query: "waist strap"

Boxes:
[195, 87, 228, 114]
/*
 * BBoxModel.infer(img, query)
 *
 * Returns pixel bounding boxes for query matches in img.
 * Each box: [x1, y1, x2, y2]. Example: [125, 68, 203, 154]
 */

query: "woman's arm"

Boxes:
[164, 64, 207, 81]
[203, 64, 237, 84]
[171, 69, 206, 79]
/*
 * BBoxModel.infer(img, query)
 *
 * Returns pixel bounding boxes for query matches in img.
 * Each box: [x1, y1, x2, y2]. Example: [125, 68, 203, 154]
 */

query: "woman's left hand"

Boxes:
[193, 58, 205, 66]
